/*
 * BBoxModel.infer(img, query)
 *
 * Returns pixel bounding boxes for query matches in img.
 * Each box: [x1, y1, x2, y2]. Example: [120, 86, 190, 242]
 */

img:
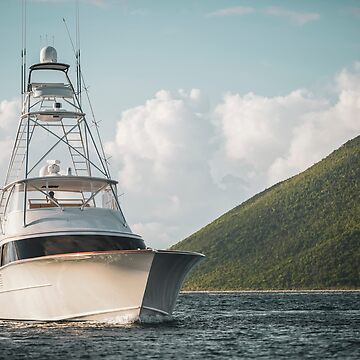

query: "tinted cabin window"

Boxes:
[1, 235, 145, 266]
[2, 242, 19, 266]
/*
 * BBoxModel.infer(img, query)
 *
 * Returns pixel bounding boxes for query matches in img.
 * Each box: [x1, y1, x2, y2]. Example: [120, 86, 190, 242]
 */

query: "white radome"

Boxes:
[40, 46, 57, 63]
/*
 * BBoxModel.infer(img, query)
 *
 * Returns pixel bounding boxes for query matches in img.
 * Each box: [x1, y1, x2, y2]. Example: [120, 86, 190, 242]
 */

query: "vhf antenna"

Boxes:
[21, 0, 27, 103]
[76, 0, 82, 105]
[63, 17, 81, 105]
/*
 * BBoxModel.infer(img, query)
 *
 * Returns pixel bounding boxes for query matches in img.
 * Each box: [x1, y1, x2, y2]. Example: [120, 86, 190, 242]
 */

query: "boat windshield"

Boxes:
[4, 176, 119, 214]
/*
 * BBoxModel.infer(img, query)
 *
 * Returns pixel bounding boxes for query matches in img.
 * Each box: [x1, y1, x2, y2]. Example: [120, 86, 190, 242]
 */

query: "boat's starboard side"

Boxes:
[0, 251, 155, 322]
[0, 249, 204, 322]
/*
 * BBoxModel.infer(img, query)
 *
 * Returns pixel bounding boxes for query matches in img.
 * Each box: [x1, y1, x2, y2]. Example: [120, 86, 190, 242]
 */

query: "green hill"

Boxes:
[172, 136, 360, 290]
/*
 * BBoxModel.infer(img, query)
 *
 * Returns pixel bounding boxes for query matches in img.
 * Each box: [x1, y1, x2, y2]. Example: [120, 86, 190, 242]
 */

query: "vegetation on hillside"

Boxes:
[172, 136, 360, 290]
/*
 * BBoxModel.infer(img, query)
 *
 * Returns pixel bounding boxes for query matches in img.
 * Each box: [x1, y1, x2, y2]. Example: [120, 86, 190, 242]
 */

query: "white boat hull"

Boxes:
[0, 250, 203, 323]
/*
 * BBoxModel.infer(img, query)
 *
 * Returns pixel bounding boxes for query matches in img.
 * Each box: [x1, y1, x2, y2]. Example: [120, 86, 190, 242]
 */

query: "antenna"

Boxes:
[63, 16, 81, 101]
[21, 0, 27, 101]
[76, 0, 82, 105]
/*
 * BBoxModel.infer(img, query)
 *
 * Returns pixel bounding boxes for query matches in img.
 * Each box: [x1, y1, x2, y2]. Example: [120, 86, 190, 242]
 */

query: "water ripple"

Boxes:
[0, 292, 359, 359]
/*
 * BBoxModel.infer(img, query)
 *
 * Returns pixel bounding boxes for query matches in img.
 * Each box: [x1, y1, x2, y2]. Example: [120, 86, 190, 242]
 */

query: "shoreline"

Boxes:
[181, 289, 360, 293]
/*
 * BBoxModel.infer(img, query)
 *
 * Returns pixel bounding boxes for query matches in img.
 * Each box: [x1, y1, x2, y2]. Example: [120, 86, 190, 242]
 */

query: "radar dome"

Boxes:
[40, 46, 57, 63]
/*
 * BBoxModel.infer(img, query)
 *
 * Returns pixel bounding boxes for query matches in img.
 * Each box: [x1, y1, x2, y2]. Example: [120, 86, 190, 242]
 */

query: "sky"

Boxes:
[0, 0, 360, 248]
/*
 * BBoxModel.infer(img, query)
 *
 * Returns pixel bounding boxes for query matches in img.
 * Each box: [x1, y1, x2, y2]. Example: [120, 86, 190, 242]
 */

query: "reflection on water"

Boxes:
[1, 292, 359, 359]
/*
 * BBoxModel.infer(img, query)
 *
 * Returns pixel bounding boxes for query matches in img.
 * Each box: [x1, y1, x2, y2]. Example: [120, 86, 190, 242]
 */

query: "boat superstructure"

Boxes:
[0, 46, 204, 322]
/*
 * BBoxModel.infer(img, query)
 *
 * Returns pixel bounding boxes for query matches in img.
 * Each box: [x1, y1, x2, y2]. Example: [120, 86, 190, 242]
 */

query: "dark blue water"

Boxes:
[0, 292, 359, 359]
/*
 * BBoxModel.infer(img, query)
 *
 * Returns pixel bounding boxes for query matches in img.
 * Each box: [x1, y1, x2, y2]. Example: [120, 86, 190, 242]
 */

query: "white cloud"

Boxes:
[0, 99, 20, 129]
[263, 7, 320, 25]
[206, 5, 320, 25]
[106, 89, 231, 248]
[0, 99, 20, 176]
[214, 64, 360, 187]
[268, 68, 360, 183]
[206, 6, 255, 18]
[131, 222, 179, 250]
[211, 90, 328, 192]
[104, 65, 360, 248]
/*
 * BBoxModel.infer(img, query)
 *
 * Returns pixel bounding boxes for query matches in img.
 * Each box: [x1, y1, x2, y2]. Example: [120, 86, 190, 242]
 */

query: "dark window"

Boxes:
[2, 242, 19, 266]
[1, 235, 146, 266]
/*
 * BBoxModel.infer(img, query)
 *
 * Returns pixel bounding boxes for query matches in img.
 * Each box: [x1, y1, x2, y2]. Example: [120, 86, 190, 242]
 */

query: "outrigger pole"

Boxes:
[63, 3, 112, 178]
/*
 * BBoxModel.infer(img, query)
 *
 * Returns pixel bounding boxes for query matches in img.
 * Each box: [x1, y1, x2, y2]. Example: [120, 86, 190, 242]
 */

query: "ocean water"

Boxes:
[0, 292, 359, 359]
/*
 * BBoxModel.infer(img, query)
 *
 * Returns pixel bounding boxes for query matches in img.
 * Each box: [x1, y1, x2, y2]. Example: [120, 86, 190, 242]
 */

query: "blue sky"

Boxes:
[1, 0, 360, 125]
[1, 0, 360, 247]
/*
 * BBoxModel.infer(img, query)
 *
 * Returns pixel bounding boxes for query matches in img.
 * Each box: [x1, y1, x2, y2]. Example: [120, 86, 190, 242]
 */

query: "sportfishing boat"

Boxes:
[0, 46, 204, 322]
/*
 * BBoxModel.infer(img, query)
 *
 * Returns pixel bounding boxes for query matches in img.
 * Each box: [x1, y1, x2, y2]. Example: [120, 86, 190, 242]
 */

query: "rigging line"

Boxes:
[63, 18, 76, 55]
[27, 120, 82, 174]
[63, 16, 110, 178]
[63, 16, 81, 100]
[28, 117, 107, 177]
[80, 72, 111, 177]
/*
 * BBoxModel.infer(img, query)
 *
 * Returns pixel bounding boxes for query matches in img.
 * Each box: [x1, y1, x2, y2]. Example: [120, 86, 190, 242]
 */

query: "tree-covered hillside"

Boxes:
[172, 136, 360, 290]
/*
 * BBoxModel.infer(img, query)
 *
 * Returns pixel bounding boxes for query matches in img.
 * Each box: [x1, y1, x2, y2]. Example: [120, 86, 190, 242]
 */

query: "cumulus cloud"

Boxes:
[0, 99, 19, 129]
[211, 90, 329, 189]
[213, 64, 360, 187]
[268, 67, 360, 183]
[106, 89, 233, 248]
[106, 65, 360, 248]
[0, 99, 20, 174]
[131, 222, 179, 250]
